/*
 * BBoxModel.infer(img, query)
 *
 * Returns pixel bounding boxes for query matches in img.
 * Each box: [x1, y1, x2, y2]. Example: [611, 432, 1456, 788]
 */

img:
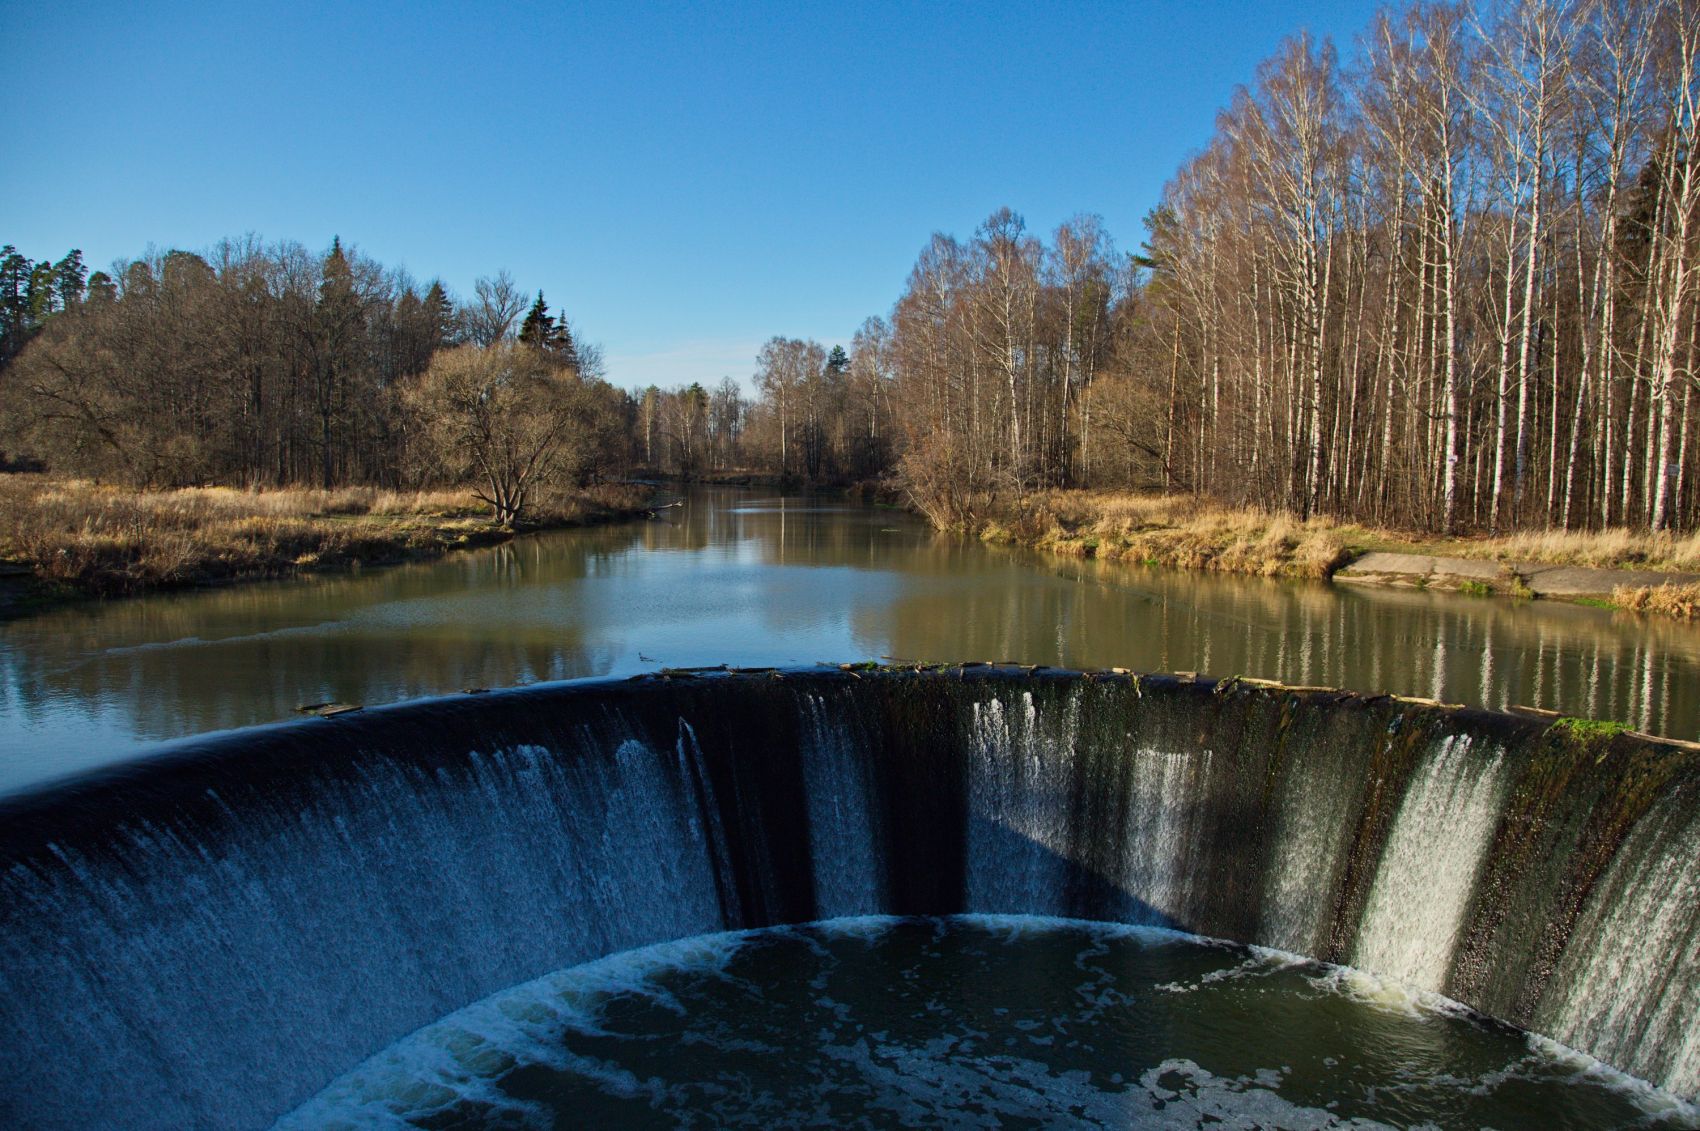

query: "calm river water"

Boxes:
[3, 487, 1697, 793]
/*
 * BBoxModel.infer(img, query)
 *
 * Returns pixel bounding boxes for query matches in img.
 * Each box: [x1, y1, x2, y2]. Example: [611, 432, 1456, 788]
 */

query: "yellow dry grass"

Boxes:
[0, 476, 648, 599]
[1612, 581, 1700, 621]
[975, 490, 1700, 580]
[1470, 528, 1700, 572]
[977, 491, 1351, 579]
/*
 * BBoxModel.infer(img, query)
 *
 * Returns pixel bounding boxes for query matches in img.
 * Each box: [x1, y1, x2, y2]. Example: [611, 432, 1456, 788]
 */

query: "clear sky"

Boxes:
[2, 1, 1383, 391]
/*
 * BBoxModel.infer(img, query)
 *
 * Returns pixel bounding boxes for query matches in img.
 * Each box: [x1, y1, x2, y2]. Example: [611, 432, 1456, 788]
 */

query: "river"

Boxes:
[2, 486, 1697, 794]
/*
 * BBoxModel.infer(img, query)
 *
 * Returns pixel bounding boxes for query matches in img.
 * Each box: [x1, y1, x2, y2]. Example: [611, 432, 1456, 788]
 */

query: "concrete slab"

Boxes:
[1334, 551, 1507, 591]
[1518, 563, 1700, 598]
[1334, 550, 1700, 600]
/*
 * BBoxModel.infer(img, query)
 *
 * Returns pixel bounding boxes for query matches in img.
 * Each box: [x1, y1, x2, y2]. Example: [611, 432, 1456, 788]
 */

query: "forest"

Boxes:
[2, 0, 1695, 535]
[856, 0, 1699, 534]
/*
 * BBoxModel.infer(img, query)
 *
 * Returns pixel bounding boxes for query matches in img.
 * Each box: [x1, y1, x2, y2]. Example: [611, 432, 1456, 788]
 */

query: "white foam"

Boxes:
[1300, 962, 1476, 1021]
[810, 914, 903, 941]
[1524, 1034, 1700, 1123]
[1133, 1058, 1389, 1129]
[1158, 949, 1310, 995]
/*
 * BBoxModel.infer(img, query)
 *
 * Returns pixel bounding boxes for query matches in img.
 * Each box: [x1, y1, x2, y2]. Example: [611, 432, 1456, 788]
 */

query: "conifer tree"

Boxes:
[53, 251, 86, 311]
[26, 261, 56, 323]
[553, 310, 580, 370]
[84, 271, 116, 305]
[0, 246, 31, 359]
[312, 237, 365, 487]
[422, 280, 455, 349]
[518, 291, 553, 349]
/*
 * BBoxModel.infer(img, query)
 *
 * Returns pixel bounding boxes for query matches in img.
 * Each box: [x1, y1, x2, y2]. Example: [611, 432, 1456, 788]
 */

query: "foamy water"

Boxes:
[279, 915, 1698, 1130]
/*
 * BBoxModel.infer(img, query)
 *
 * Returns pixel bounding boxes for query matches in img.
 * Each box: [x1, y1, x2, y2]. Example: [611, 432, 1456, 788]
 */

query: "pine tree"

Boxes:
[553, 310, 579, 370]
[518, 291, 553, 349]
[422, 280, 455, 349]
[313, 237, 365, 487]
[85, 271, 116, 305]
[0, 246, 31, 359]
[53, 250, 86, 311]
[26, 261, 56, 323]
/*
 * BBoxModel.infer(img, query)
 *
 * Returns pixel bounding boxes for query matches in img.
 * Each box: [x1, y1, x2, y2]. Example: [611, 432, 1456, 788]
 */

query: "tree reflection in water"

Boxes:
[2, 487, 1696, 792]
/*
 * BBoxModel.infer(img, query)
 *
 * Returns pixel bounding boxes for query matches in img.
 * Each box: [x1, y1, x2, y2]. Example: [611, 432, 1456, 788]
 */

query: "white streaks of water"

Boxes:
[1353, 735, 1505, 991]
[1542, 786, 1700, 1097]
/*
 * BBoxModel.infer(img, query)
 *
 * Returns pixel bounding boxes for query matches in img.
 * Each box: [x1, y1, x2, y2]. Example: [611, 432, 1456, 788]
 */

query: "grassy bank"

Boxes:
[965, 490, 1700, 619]
[1612, 581, 1700, 620]
[973, 492, 1355, 579]
[0, 476, 651, 609]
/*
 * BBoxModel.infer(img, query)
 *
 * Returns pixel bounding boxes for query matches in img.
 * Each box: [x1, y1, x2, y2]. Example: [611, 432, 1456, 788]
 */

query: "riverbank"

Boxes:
[968, 490, 1700, 620]
[0, 477, 653, 616]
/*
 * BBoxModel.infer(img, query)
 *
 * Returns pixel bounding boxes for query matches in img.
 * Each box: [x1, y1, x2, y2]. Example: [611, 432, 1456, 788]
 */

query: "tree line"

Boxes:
[731, 0, 1696, 534]
[0, 236, 635, 519]
[6, 0, 1693, 535]
[1131, 0, 1698, 534]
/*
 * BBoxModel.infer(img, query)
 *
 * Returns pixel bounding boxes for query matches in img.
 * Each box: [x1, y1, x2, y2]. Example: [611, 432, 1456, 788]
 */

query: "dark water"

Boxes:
[3, 488, 1697, 792]
[282, 916, 1695, 1129]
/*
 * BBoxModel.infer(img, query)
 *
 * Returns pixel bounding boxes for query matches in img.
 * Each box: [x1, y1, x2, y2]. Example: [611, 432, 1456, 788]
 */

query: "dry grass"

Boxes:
[0, 476, 649, 600]
[1463, 528, 1700, 572]
[976, 491, 1352, 580]
[972, 489, 1700, 581]
[1612, 581, 1700, 620]
[967, 489, 1700, 620]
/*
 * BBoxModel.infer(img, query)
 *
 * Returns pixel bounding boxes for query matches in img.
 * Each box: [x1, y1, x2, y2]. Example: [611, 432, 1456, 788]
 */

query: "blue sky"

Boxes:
[2, 1, 1381, 390]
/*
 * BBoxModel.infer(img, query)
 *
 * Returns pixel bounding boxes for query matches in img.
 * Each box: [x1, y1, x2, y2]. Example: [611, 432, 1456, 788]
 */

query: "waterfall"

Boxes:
[965, 689, 1079, 916]
[1, 669, 1697, 1129]
[0, 699, 728, 1130]
[1540, 782, 1700, 1095]
[799, 691, 883, 917]
[1352, 735, 1507, 991]
[1115, 745, 1211, 928]
[1257, 722, 1372, 955]
[674, 718, 743, 924]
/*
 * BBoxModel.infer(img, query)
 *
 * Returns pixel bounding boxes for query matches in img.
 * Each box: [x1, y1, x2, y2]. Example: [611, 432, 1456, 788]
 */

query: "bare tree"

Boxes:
[407, 344, 587, 524]
[464, 270, 526, 347]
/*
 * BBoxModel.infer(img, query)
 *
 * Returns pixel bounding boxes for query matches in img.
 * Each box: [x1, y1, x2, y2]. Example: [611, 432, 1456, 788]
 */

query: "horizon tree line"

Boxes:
[1126, 0, 1697, 533]
[4, 0, 1694, 535]
[0, 236, 632, 516]
[734, 0, 1697, 534]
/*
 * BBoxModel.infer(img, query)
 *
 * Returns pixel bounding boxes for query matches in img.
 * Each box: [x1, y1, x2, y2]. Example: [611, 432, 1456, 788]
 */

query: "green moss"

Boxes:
[1549, 716, 1630, 742]
[1458, 580, 1493, 597]
[1572, 597, 1615, 610]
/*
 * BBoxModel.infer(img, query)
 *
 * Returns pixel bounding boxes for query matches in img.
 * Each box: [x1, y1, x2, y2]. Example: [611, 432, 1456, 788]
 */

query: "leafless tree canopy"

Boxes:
[732, 0, 1699, 533]
[0, 240, 628, 521]
[4, 0, 1694, 534]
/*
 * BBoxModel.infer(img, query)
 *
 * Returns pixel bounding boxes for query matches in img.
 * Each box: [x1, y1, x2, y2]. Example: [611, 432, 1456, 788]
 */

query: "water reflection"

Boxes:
[2, 487, 1696, 793]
